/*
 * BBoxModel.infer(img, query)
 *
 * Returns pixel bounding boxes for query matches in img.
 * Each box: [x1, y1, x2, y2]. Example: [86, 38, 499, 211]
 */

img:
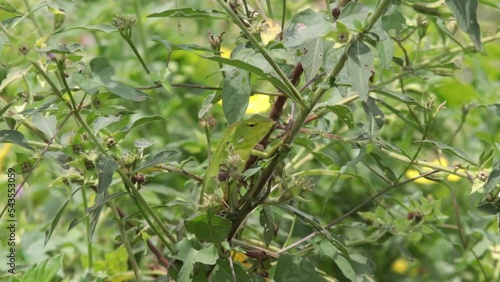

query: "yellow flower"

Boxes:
[405, 157, 462, 184]
[231, 251, 252, 268]
[391, 258, 409, 274]
[260, 19, 281, 45]
[220, 47, 231, 59]
[0, 143, 13, 172]
[246, 94, 271, 114]
[218, 47, 272, 115]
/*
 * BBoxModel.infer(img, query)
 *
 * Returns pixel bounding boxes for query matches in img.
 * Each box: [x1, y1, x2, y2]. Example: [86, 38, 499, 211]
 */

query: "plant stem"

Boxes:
[32, 62, 176, 251]
[216, 0, 306, 108]
[227, 0, 394, 240]
[81, 185, 93, 270]
[266, 0, 273, 18]
[110, 200, 142, 281]
[278, 170, 440, 254]
[378, 147, 471, 179]
[125, 38, 150, 74]
[22, 0, 44, 36]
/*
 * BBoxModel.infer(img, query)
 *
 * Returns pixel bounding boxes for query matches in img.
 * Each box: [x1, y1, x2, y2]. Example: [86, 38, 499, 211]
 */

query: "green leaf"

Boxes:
[21, 254, 63, 282]
[222, 68, 251, 123]
[300, 38, 324, 81]
[259, 205, 277, 247]
[445, 0, 482, 51]
[92, 115, 121, 133]
[132, 150, 179, 174]
[476, 201, 500, 214]
[74, 57, 148, 101]
[341, 146, 367, 173]
[44, 188, 81, 246]
[173, 238, 219, 281]
[362, 97, 384, 135]
[150, 68, 173, 94]
[35, 43, 82, 54]
[346, 41, 373, 101]
[184, 214, 232, 243]
[56, 24, 117, 34]
[369, 85, 424, 108]
[32, 114, 57, 140]
[199, 92, 217, 119]
[381, 8, 406, 31]
[0, 101, 15, 116]
[202, 55, 292, 98]
[376, 35, 393, 69]
[0, 68, 29, 92]
[318, 240, 356, 281]
[0, 130, 33, 150]
[278, 204, 349, 258]
[134, 138, 155, 149]
[414, 140, 477, 165]
[212, 259, 251, 282]
[95, 155, 117, 192]
[284, 9, 334, 48]
[86, 192, 128, 213]
[433, 19, 466, 51]
[148, 8, 228, 20]
[484, 162, 500, 194]
[274, 254, 324, 281]
[325, 105, 354, 128]
[487, 104, 500, 117]
[337, 1, 386, 36]
[152, 37, 213, 52]
[0, 1, 17, 13]
[123, 115, 167, 131]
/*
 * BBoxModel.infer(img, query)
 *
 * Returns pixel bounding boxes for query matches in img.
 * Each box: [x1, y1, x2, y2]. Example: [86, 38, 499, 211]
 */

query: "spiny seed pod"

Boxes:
[131, 174, 146, 184]
[332, 8, 341, 20]
[478, 171, 490, 182]
[21, 161, 32, 173]
[72, 144, 83, 154]
[106, 137, 116, 148]
[92, 98, 101, 108]
[85, 159, 94, 170]
[19, 45, 29, 55]
[217, 170, 229, 182]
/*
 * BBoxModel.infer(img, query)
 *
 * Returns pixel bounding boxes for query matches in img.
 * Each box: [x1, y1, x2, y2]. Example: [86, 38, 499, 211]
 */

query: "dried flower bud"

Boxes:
[332, 8, 341, 20]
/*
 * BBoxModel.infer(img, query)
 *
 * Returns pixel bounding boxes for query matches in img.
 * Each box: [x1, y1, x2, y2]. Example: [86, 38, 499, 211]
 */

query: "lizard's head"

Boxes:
[232, 115, 274, 149]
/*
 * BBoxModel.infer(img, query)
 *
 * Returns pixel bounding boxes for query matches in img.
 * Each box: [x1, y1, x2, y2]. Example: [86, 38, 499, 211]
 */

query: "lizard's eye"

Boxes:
[247, 122, 256, 128]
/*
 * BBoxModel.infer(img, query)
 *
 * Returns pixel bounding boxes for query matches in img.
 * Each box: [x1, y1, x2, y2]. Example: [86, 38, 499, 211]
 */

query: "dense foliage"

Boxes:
[0, 0, 499, 281]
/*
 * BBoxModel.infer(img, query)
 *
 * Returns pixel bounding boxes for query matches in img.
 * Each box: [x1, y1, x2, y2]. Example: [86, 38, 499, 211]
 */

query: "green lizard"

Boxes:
[199, 115, 275, 208]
